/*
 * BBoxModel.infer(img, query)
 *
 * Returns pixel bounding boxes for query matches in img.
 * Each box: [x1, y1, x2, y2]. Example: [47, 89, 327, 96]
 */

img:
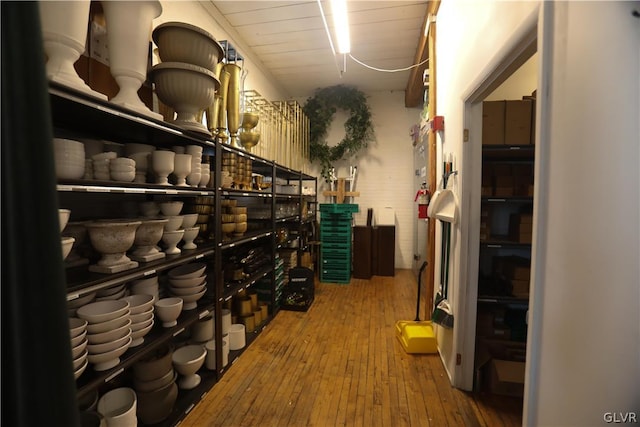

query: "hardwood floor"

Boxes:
[181, 270, 522, 426]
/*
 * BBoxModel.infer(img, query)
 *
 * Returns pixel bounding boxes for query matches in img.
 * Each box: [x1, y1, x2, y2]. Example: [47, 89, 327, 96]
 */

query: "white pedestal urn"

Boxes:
[101, 0, 162, 120]
[38, 1, 107, 100]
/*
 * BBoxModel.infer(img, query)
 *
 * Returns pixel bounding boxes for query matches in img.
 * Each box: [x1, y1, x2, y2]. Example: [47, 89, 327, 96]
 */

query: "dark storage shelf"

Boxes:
[481, 196, 533, 204]
[219, 231, 272, 250]
[66, 246, 215, 297]
[221, 188, 273, 198]
[480, 240, 532, 249]
[75, 299, 216, 400]
[222, 265, 273, 301]
[49, 82, 214, 149]
[477, 296, 529, 306]
[276, 215, 300, 223]
[58, 180, 215, 196]
[482, 145, 535, 160]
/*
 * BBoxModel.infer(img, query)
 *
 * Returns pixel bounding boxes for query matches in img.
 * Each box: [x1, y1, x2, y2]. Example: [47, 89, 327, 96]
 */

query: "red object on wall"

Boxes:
[418, 204, 428, 219]
[431, 116, 445, 131]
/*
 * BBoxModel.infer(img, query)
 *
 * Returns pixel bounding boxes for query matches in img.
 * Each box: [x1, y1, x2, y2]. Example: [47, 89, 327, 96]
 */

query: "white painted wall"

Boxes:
[437, 0, 640, 424]
[309, 90, 421, 270]
[434, 0, 540, 386]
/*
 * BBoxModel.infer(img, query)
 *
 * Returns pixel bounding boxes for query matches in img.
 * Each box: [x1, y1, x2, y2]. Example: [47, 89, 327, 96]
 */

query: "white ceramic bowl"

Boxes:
[168, 262, 206, 279]
[74, 357, 89, 379]
[68, 317, 88, 338]
[86, 319, 132, 345]
[70, 329, 87, 348]
[163, 215, 183, 232]
[73, 348, 88, 370]
[168, 274, 206, 289]
[161, 229, 184, 254]
[139, 201, 160, 217]
[130, 319, 154, 347]
[159, 201, 183, 216]
[71, 337, 88, 359]
[85, 220, 141, 256]
[154, 297, 183, 327]
[150, 62, 218, 135]
[85, 310, 130, 334]
[59, 209, 71, 232]
[131, 315, 154, 332]
[67, 292, 96, 310]
[97, 387, 137, 424]
[129, 307, 154, 325]
[122, 294, 155, 315]
[168, 282, 206, 296]
[171, 344, 206, 376]
[110, 157, 135, 168]
[88, 336, 132, 371]
[181, 213, 198, 229]
[111, 170, 135, 182]
[95, 283, 126, 298]
[178, 287, 207, 310]
[87, 329, 132, 354]
[228, 323, 246, 350]
[61, 236, 75, 260]
[134, 368, 175, 393]
[92, 152, 118, 161]
[77, 300, 130, 324]
[153, 22, 223, 70]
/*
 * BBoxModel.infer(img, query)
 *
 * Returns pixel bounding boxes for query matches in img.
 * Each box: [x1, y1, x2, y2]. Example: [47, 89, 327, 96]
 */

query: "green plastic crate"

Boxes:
[319, 203, 359, 214]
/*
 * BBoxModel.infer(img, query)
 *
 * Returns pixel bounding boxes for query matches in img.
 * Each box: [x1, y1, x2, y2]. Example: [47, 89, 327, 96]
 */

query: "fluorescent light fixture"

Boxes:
[330, 0, 350, 54]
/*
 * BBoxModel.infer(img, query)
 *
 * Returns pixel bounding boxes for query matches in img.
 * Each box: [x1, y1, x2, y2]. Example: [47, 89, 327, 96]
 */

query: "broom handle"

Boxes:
[415, 261, 428, 321]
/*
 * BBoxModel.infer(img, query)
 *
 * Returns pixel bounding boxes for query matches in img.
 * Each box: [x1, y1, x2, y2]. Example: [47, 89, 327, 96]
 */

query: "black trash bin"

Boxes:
[281, 267, 314, 311]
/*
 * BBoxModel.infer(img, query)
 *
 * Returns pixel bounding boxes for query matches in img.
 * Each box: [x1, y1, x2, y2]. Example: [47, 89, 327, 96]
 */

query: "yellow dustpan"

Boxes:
[395, 261, 438, 354]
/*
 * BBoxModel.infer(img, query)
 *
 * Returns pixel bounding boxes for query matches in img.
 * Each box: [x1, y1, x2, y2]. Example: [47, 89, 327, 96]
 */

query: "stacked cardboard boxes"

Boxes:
[482, 93, 536, 146]
[509, 213, 533, 244]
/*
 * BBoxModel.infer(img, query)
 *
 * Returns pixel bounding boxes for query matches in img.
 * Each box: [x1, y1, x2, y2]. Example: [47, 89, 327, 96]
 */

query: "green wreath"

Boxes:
[303, 85, 374, 181]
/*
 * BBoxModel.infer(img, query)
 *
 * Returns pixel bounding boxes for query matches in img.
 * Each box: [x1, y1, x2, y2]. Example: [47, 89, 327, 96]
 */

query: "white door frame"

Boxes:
[455, 5, 550, 411]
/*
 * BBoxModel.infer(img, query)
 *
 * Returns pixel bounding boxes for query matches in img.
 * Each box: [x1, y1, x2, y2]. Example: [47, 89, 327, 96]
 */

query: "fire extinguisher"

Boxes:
[415, 182, 430, 219]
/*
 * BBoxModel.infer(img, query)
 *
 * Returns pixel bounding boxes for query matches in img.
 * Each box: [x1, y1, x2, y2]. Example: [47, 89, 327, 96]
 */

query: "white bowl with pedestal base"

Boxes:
[172, 344, 206, 390]
[86, 220, 141, 273]
[131, 218, 169, 262]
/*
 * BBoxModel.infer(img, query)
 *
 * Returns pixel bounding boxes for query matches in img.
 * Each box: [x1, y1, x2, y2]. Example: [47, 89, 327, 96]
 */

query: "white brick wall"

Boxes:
[307, 90, 421, 269]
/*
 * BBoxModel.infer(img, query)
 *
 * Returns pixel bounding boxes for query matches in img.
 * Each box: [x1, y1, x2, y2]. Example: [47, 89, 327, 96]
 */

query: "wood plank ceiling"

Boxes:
[207, 1, 429, 105]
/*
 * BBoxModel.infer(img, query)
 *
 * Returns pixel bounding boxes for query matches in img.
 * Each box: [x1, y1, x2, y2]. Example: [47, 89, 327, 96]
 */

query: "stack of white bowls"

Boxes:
[77, 300, 132, 371]
[59, 208, 75, 261]
[92, 152, 117, 181]
[132, 344, 178, 424]
[185, 145, 203, 187]
[228, 323, 246, 350]
[167, 262, 207, 310]
[94, 283, 127, 301]
[159, 201, 185, 255]
[181, 213, 200, 250]
[122, 294, 155, 347]
[199, 158, 211, 188]
[67, 292, 96, 317]
[130, 275, 159, 302]
[53, 138, 85, 180]
[109, 157, 136, 182]
[69, 317, 89, 379]
[125, 143, 156, 184]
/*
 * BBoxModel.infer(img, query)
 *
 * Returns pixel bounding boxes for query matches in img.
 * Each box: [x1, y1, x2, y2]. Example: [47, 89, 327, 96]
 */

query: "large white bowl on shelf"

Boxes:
[58, 209, 71, 233]
[85, 311, 130, 335]
[87, 335, 132, 371]
[97, 387, 137, 425]
[67, 292, 96, 310]
[159, 201, 183, 217]
[129, 307, 154, 325]
[71, 337, 88, 359]
[74, 357, 89, 380]
[85, 220, 141, 273]
[163, 215, 184, 232]
[70, 329, 87, 349]
[76, 300, 130, 324]
[53, 138, 86, 179]
[122, 294, 155, 315]
[168, 262, 206, 279]
[181, 213, 198, 229]
[171, 344, 206, 389]
[153, 21, 223, 71]
[86, 318, 132, 345]
[87, 329, 132, 355]
[177, 287, 206, 310]
[130, 318, 155, 347]
[168, 274, 206, 289]
[150, 62, 219, 136]
[61, 236, 75, 261]
[154, 297, 183, 328]
[68, 317, 88, 338]
[168, 282, 206, 296]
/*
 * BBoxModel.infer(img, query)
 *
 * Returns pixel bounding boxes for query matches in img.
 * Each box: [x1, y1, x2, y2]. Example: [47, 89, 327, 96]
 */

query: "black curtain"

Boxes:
[2, 2, 80, 425]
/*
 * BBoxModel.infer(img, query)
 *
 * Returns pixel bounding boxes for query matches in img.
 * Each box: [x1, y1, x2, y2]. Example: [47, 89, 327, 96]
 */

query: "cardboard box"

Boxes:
[489, 359, 525, 397]
[505, 100, 532, 146]
[511, 279, 530, 298]
[494, 186, 514, 197]
[519, 232, 532, 244]
[513, 265, 531, 281]
[523, 95, 537, 145]
[482, 101, 505, 145]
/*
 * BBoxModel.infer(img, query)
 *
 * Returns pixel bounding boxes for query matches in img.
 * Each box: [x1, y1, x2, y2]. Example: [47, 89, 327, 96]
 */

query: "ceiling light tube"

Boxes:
[330, 0, 351, 54]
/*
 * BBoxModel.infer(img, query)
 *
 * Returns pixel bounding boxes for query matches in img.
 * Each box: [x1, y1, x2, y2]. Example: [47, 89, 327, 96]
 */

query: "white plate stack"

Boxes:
[69, 317, 89, 379]
[77, 300, 132, 371]
[122, 294, 155, 347]
[167, 263, 207, 310]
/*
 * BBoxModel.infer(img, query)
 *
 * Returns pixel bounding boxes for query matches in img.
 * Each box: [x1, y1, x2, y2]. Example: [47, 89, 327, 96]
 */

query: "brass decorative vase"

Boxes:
[216, 69, 230, 143]
[224, 63, 242, 148]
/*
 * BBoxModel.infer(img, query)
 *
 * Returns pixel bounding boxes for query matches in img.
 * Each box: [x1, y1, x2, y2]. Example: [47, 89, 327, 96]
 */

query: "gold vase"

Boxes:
[207, 95, 222, 135]
[224, 63, 242, 149]
[217, 69, 230, 144]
